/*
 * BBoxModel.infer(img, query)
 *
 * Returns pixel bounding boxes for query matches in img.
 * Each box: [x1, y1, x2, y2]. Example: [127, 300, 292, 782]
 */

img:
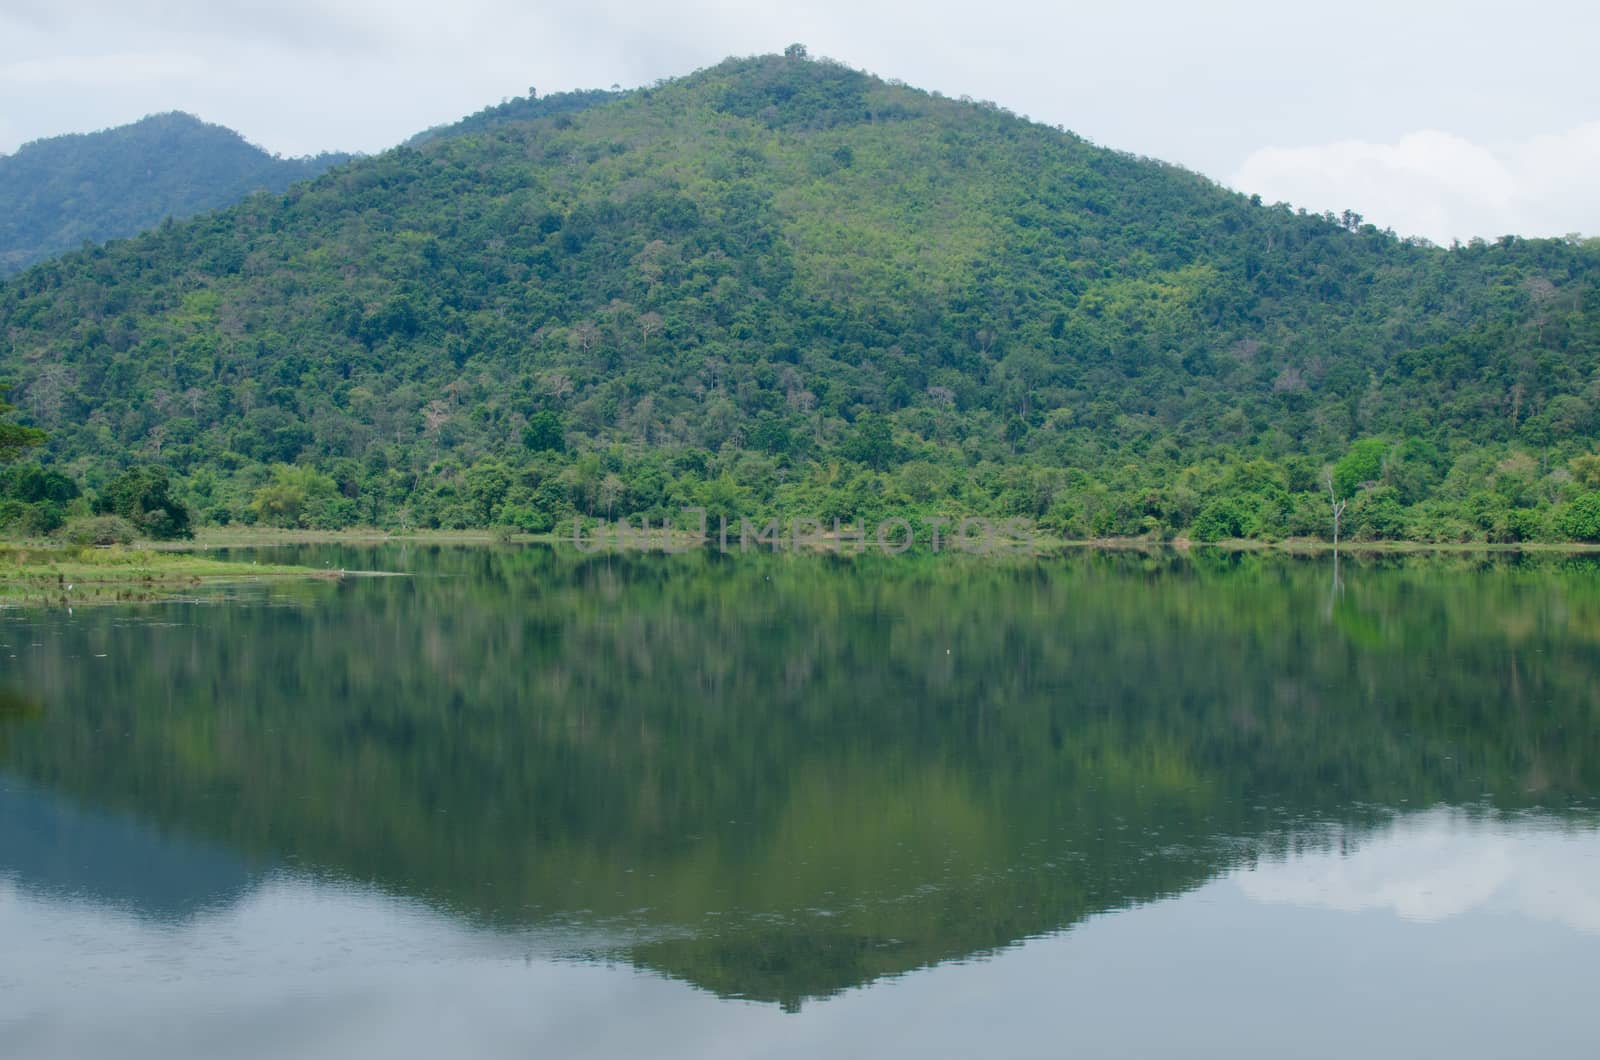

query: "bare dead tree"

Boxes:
[638, 312, 664, 355]
[27, 363, 74, 424]
[1324, 468, 1348, 549]
[540, 371, 574, 402]
[571, 321, 599, 357]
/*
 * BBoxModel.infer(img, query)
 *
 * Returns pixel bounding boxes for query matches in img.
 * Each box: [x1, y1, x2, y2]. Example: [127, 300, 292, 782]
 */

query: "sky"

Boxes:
[2, 0, 1598, 245]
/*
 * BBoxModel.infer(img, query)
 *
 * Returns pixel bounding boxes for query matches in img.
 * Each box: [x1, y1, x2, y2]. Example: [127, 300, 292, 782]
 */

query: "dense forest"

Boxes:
[0, 112, 352, 277]
[1, 51, 1598, 543]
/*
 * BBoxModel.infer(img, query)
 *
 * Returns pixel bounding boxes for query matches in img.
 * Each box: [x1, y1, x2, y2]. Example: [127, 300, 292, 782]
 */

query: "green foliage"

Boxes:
[463, 461, 512, 524]
[1347, 486, 1408, 540]
[1557, 492, 1600, 542]
[0, 385, 47, 465]
[521, 412, 566, 453]
[2, 55, 1599, 542]
[250, 464, 339, 528]
[0, 497, 61, 536]
[1333, 439, 1391, 499]
[0, 461, 75, 502]
[95, 466, 192, 539]
[498, 503, 556, 534]
[0, 112, 352, 277]
[405, 88, 620, 148]
[1572, 454, 1600, 491]
[1384, 439, 1445, 505]
[840, 414, 896, 471]
[0, 459, 76, 537]
[0, 431, 72, 534]
[54, 514, 137, 547]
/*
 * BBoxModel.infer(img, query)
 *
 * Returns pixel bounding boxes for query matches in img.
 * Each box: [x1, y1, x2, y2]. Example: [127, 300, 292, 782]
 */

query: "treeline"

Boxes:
[0, 461, 189, 540]
[1, 53, 1598, 542]
[5, 435, 1598, 545]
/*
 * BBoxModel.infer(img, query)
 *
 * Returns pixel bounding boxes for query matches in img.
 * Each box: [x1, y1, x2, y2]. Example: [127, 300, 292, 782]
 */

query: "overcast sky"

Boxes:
[3, 0, 1597, 244]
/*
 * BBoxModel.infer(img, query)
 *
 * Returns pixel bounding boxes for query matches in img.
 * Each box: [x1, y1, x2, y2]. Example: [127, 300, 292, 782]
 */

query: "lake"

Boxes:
[2, 546, 1598, 1057]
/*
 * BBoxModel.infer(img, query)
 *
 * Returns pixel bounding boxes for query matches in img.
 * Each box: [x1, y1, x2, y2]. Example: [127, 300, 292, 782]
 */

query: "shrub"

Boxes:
[55, 515, 137, 547]
[1557, 492, 1600, 542]
[1191, 498, 1244, 541]
[499, 504, 555, 533]
[1347, 486, 1408, 540]
[95, 466, 191, 539]
[0, 498, 64, 537]
[1333, 439, 1390, 499]
[249, 464, 338, 527]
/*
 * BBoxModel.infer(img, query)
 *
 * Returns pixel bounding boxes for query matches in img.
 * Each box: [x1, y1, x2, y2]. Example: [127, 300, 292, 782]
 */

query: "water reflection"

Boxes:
[0, 777, 263, 918]
[2, 807, 1596, 1060]
[1238, 807, 1600, 932]
[0, 546, 1598, 1029]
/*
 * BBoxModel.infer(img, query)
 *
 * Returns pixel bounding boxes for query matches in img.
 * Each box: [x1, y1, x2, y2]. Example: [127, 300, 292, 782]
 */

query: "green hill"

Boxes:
[1, 53, 1598, 542]
[0, 111, 352, 277]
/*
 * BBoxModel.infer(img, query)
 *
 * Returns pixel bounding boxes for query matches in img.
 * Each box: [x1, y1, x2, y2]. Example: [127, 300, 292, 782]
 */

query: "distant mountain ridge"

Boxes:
[404, 87, 624, 147]
[0, 112, 354, 276]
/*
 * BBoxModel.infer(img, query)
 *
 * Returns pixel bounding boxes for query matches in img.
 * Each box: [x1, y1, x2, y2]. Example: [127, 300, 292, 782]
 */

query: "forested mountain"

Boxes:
[1, 52, 1598, 542]
[0, 112, 352, 277]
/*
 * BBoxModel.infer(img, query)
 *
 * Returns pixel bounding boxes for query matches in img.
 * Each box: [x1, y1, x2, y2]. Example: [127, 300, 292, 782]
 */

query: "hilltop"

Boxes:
[0, 112, 353, 276]
[1, 52, 1597, 543]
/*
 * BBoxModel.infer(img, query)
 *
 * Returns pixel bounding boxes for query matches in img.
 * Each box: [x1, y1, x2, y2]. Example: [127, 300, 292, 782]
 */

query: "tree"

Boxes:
[96, 466, 191, 539]
[638, 312, 665, 354]
[522, 411, 566, 453]
[0, 385, 46, 465]
[995, 349, 1048, 417]
[3, 59, 1600, 543]
[1558, 492, 1600, 542]
[249, 464, 337, 528]
[1324, 468, 1348, 547]
[841, 414, 895, 470]
[250, 480, 307, 527]
[1332, 439, 1389, 499]
[464, 461, 512, 524]
[1571, 454, 1600, 491]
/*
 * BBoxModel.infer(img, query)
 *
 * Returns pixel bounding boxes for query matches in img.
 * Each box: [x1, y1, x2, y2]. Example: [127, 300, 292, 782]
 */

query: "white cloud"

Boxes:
[1230, 122, 1600, 244]
[5, 808, 1600, 1059]
[1, 0, 1598, 240]
[1, 51, 209, 86]
[1237, 808, 1600, 935]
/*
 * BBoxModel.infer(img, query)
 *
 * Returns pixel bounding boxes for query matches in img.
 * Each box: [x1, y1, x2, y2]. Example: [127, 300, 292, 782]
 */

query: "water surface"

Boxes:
[2, 547, 1598, 1056]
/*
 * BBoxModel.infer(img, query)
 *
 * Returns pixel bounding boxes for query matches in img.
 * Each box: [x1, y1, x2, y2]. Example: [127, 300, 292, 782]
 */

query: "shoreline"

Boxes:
[0, 545, 342, 606]
[140, 526, 1600, 556]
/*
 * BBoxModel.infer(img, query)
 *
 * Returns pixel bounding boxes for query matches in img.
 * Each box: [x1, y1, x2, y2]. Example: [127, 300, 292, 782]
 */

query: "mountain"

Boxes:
[0, 111, 353, 277]
[1, 53, 1598, 542]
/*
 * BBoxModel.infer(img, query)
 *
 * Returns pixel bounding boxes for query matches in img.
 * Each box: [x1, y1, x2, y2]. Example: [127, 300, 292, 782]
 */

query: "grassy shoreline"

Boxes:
[6, 529, 1596, 606]
[0, 544, 341, 606]
[147, 526, 1600, 555]
[1177, 536, 1600, 555]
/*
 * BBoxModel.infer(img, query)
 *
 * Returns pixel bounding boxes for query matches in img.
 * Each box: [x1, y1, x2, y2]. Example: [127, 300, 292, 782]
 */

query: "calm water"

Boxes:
[2, 546, 1599, 1057]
